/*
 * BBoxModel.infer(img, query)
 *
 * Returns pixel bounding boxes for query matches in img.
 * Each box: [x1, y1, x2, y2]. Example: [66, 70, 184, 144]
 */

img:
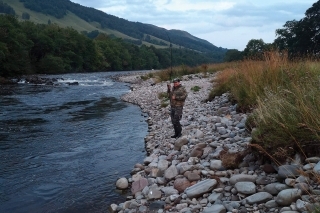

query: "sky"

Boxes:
[70, 0, 317, 51]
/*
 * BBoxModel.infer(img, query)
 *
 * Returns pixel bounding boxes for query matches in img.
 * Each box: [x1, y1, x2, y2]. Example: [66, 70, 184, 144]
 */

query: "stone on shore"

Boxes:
[229, 174, 257, 185]
[116, 177, 129, 189]
[245, 192, 273, 204]
[184, 179, 218, 198]
[275, 189, 303, 206]
[131, 178, 148, 194]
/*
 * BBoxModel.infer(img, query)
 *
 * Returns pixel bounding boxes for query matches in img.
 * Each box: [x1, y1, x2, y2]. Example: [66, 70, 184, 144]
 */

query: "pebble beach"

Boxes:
[110, 72, 320, 213]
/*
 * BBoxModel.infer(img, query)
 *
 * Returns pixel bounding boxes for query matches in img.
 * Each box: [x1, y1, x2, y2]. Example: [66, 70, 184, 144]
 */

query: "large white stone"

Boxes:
[116, 177, 129, 189]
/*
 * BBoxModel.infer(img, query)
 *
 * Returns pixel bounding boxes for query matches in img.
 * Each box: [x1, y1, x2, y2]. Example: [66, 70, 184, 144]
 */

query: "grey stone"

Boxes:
[223, 201, 241, 211]
[275, 188, 302, 206]
[313, 161, 320, 174]
[210, 160, 223, 170]
[265, 200, 278, 208]
[149, 201, 166, 210]
[174, 136, 189, 150]
[202, 204, 226, 213]
[278, 165, 302, 179]
[208, 192, 223, 203]
[138, 206, 148, 213]
[234, 182, 256, 195]
[245, 192, 273, 204]
[296, 199, 308, 212]
[164, 165, 178, 180]
[185, 179, 218, 198]
[147, 188, 162, 200]
[256, 176, 271, 185]
[157, 159, 169, 172]
[160, 187, 178, 196]
[229, 174, 257, 185]
[303, 163, 315, 170]
[176, 162, 193, 174]
[305, 157, 320, 163]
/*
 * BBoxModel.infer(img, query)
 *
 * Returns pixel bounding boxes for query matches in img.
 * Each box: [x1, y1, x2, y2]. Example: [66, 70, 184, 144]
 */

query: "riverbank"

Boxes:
[111, 72, 320, 213]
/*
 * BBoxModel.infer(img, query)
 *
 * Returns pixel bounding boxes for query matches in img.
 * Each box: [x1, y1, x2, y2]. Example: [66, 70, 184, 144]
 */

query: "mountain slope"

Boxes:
[2, 0, 227, 54]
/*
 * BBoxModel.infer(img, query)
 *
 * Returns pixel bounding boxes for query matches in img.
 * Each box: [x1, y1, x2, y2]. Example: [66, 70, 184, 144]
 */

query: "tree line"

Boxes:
[224, 0, 320, 62]
[0, 15, 223, 77]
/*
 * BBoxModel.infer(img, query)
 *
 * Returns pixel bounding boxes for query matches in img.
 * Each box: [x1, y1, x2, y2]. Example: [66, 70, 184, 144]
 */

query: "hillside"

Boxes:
[2, 0, 227, 54]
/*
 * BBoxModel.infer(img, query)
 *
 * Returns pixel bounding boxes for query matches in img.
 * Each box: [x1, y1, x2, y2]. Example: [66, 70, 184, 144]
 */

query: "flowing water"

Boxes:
[0, 71, 148, 213]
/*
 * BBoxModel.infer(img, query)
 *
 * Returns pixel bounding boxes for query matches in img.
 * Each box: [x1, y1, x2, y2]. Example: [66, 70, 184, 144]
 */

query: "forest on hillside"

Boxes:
[0, 15, 225, 77]
[15, 0, 227, 54]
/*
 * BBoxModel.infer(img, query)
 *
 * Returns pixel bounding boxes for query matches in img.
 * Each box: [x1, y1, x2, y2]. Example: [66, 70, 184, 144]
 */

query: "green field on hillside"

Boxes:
[3, 0, 135, 39]
[3, 0, 178, 49]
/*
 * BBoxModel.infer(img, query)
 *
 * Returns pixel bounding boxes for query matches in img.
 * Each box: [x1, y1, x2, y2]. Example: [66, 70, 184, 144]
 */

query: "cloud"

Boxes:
[70, 0, 316, 50]
[153, 0, 236, 12]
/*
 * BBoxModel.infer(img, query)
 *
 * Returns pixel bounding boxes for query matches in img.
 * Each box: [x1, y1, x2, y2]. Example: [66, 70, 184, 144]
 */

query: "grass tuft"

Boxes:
[191, 85, 201, 92]
[158, 92, 169, 108]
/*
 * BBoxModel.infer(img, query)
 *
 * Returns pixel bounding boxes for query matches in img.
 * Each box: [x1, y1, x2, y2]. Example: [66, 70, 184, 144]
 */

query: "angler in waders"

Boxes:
[167, 78, 188, 138]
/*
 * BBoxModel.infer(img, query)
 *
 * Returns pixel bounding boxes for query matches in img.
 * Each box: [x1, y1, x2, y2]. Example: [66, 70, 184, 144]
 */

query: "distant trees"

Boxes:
[224, 49, 243, 62]
[22, 12, 30, 20]
[225, 39, 271, 61]
[82, 30, 100, 39]
[0, 1, 15, 15]
[0, 15, 33, 77]
[243, 39, 267, 59]
[274, 0, 320, 56]
[21, 0, 67, 18]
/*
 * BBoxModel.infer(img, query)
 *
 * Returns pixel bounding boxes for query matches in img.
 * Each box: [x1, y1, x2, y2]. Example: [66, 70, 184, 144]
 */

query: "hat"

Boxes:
[173, 78, 180, 83]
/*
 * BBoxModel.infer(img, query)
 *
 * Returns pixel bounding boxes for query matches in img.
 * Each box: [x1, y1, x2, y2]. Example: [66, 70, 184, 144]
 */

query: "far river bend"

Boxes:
[0, 71, 148, 213]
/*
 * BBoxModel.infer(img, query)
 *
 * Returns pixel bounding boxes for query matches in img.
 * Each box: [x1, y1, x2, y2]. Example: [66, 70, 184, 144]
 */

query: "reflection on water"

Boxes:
[68, 97, 126, 122]
[0, 72, 148, 213]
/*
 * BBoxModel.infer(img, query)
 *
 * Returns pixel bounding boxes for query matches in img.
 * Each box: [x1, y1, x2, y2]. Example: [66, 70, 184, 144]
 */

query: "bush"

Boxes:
[158, 92, 169, 108]
[191, 85, 201, 92]
[38, 54, 66, 73]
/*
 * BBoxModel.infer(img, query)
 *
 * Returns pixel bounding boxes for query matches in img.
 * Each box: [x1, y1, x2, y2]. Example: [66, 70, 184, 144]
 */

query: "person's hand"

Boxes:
[172, 95, 175, 100]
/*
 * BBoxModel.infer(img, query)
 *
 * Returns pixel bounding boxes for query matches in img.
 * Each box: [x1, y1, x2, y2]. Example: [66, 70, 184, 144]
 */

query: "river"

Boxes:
[0, 71, 148, 213]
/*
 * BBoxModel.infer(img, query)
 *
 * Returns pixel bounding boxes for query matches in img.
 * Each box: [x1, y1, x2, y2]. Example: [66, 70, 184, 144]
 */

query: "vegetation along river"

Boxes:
[0, 71, 148, 213]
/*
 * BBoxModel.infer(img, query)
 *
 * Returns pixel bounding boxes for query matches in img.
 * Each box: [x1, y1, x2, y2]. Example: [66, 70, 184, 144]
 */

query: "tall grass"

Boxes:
[212, 51, 320, 159]
[154, 62, 235, 82]
[154, 65, 200, 82]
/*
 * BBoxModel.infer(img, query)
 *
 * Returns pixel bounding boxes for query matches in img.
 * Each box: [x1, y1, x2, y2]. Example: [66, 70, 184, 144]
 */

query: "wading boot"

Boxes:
[171, 126, 178, 138]
[175, 125, 182, 138]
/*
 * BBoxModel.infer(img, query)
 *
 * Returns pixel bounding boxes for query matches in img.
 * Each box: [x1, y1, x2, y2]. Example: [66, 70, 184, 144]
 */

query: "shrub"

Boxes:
[191, 85, 201, 92]
[158, 92, 169, 108]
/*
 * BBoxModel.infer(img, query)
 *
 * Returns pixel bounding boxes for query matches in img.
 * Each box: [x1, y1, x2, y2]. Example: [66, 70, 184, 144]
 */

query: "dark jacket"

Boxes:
[168, 84, 187, 107]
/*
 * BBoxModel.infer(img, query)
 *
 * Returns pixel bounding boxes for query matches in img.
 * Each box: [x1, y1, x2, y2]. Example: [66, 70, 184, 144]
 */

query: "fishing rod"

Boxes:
[165, 31, 173, 81]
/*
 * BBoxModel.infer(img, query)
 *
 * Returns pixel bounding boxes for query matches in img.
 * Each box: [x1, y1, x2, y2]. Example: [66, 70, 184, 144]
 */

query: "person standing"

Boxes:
[167, 78, 188, 138]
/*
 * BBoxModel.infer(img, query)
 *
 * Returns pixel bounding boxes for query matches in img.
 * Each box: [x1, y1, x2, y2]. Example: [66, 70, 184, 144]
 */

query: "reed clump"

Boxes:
[212, 51, 320, 159]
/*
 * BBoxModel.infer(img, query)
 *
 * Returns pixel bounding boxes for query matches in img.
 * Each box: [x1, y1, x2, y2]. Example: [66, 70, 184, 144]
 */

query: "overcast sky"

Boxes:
[70, 0, 316, 51]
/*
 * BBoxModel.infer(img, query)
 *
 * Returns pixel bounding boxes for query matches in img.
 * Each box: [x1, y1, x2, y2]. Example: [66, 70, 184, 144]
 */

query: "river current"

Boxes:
[0, 71, 148, 213]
